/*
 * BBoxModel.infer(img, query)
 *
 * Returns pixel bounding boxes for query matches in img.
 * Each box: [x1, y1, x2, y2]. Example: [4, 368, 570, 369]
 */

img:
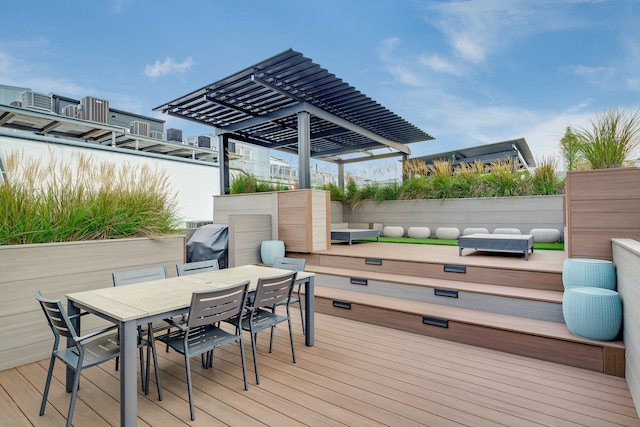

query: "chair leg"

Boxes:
[39, 355, 56, 416]
[147, 327, 163, 401]
[66, 363, 83, 427]
[269, 326, 275, 353]
[250, 327, 260, 384]
[298, 285, 305, 335]
[238, 336, 249, 391]
[288, 316, 296, 363]
[184, 355, 196, 421]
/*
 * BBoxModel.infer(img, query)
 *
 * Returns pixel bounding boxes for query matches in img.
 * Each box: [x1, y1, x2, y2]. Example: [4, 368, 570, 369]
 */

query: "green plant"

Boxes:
[229, 171, 290, 194]
[532, 156, 565, 195]
[560, 127, 582, 171]
[575, 107, 640, 169]
[320, 182, 345, 201]
[0, 151, 181, 245]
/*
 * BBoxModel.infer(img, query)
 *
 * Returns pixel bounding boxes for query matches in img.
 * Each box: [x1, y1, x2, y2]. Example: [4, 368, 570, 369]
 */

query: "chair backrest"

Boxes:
[252, 271, 297, 309]
[176, 259, 220, 276]
[112, 266, 167, 286]
[272, 257, 306, 272]
[35, 291, 78, 343]
[187, 281, 250, 329]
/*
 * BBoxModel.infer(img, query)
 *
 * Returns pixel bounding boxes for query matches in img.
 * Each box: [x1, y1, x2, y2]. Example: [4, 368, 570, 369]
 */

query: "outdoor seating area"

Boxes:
[29, 263, 315, 426]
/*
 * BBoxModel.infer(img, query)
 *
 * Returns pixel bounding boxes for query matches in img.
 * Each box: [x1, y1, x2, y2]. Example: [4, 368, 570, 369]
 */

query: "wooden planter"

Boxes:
[566, 168, 640, 260]
[0, 235, 185, 371]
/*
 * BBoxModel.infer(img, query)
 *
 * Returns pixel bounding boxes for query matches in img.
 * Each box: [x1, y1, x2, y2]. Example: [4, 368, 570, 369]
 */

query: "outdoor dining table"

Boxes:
[66, 264, 315, 427]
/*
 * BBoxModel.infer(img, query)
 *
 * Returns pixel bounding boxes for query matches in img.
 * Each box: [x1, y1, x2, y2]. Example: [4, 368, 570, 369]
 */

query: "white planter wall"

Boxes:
[0, 132, 219, 225]
[339, 195, 564, 238]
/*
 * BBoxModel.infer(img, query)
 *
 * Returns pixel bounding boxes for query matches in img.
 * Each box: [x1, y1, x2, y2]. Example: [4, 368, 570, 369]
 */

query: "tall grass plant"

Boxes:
[0, 151, 181, 245]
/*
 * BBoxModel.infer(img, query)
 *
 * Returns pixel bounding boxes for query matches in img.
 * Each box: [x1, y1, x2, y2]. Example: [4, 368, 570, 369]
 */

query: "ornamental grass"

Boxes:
[0, 151, 182, 245]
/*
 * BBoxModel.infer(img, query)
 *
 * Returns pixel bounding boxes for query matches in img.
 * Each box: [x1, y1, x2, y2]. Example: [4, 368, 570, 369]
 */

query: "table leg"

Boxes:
[66, 300, 80, 392]
[304, 276, 314, 346]
[120, 320, 138, 426]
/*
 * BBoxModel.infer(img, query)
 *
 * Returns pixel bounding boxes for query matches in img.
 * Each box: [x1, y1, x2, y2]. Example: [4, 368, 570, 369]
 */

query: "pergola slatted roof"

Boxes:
[154, 49, 433, 161]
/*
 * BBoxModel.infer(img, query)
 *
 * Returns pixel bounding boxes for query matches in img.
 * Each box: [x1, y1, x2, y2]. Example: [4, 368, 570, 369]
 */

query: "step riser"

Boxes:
[315, 273, 565, 323]
[314, 296, 625, 377]
[308, 254, 564, 291]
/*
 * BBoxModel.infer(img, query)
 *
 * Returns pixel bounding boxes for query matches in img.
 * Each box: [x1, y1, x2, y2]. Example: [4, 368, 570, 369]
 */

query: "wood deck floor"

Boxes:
[2, 312, 638, 426]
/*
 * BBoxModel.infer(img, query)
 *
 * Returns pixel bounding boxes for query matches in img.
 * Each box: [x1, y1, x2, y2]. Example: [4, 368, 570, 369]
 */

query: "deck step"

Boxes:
[307, 265, 564, 323]
[311, 286, 625, 377]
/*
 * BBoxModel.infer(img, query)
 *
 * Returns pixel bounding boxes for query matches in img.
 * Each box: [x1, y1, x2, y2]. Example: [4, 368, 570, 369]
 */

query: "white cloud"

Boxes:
[562, 64, 615, 85]
[419, 54, 461, 76]
[144, 57, 195, 78]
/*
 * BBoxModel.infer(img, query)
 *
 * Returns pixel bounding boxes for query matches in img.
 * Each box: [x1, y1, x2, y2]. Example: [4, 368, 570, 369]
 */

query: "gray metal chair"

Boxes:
[176, 259, 219, 276]
[112, 266, 166, 399]
[272, 257, 306, 334]
[230, 271, 297, 384]
[157, 281, 250, 421]
[35, 291, 121, 427]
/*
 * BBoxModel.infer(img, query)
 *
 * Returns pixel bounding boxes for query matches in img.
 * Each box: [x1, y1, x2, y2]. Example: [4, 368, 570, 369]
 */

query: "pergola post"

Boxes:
[297, 111, 311, 189]
[402, 153, 409, 181]
[219, 134, 230, 195]
[337, 161, 344, 189]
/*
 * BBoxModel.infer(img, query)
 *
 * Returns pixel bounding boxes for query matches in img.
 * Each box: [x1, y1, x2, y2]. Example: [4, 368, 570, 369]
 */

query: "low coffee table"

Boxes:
[458, 233, 534, 260]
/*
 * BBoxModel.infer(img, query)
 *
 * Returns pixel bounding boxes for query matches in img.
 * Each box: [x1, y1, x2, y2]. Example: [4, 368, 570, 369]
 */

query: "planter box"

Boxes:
[0, 235, 185, 371]
[213, 189, 330, 255]
[338, 195, 564, 237]
[566, 168, 640, 260]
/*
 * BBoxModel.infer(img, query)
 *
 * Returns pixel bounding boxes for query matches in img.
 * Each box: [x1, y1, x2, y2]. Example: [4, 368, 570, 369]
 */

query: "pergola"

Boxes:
[153, 49, 433, 193]
[412, 138, 536, 170]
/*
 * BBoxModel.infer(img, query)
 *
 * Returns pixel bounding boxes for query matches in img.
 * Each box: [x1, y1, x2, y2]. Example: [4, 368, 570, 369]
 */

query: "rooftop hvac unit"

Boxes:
[80, 96, 109, 123]
[166, 128, 182, 142]
[62, 104, 79, 118]
[130, 121, 150, 137]
[10, 101, 22, 108]
[197, 135, 211, 148]
[150, 131, 164, 140]
[21, 91, 53, 111]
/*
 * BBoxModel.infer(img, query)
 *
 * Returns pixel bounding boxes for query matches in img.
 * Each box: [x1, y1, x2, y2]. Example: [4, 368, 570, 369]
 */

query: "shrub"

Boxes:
[0, 151, 181, 245]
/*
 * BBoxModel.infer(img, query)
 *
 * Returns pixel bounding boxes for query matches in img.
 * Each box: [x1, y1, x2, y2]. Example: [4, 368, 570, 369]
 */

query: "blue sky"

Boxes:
[1, 0, 639, 177]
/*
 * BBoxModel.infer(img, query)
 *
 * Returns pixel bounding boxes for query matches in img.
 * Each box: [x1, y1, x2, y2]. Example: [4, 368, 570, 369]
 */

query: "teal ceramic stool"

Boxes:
[562, 258, 616, 290]
[260, 240, 285, 266]
[562, 287, 622, 341]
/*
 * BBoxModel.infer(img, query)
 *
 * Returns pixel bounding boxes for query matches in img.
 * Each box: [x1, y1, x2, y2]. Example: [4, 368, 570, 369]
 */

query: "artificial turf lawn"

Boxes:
[357, 236, 564, 251]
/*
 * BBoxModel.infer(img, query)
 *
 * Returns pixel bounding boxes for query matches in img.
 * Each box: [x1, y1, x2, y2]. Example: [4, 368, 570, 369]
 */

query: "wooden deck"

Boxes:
[2, 312, 638, 426]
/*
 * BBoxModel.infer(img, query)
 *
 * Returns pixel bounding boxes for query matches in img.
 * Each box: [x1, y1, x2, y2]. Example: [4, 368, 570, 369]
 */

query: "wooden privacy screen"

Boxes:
[566, 168, 640, 260]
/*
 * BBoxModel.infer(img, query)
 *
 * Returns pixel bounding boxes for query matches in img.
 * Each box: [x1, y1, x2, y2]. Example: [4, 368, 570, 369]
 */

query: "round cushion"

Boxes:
[493, 228, 521, 235]
[530, 228, 561, 243]
[562, 287, 622, 341]
[382, 226, 404, 238]
[407, 227, 431, 239]
[462, 227, 489, 236]
[260, 240, 285, 266]
[562, 258, 616, 290]
[435, 227, 460, 240]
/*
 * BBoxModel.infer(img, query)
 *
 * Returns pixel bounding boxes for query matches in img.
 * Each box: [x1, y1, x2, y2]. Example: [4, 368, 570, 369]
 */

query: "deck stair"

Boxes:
[292, 243, 625, 377]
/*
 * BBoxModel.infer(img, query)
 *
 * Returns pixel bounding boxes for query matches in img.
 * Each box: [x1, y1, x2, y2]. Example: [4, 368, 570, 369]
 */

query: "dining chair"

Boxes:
[112, 266, 166, 399]
[272, 257, 306, 334]
[157, 281, 250, 421]
[176, 259, 219, 276]
[35, 290, 121, 427]
[229, 270, 297, 385]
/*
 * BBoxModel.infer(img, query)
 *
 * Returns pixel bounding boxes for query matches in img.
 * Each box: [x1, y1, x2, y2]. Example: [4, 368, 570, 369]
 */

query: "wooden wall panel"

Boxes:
[566, 169, 640, 260]
[0, 235, 185, 371]
[228, 214, 271, 267]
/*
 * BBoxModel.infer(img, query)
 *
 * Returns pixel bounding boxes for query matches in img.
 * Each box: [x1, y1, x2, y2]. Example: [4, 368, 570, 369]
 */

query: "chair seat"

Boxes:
[239, 308, 289, 333]
[55, 334, 120, 370]
[158, 324, 240, 356]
